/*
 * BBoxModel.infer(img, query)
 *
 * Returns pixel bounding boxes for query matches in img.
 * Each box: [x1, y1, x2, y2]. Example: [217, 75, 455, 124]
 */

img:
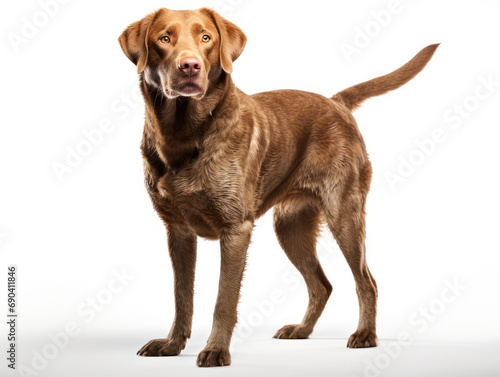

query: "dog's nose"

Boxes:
[178, 57, 201, 76]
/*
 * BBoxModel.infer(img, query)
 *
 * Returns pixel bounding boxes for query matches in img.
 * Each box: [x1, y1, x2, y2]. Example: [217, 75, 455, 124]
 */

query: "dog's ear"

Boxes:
[200, 8, 247, 74]
[118, 11, 160, 74]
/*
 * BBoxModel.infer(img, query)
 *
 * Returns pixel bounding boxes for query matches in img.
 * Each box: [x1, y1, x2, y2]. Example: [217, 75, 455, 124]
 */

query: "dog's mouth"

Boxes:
[177, 83, 203, 95]
[167, 77, 204, 98]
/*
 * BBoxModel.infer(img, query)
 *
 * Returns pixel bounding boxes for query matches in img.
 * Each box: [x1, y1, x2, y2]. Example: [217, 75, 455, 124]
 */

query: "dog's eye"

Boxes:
[160, 36, 170, 43]
[202, 34, 210, 43]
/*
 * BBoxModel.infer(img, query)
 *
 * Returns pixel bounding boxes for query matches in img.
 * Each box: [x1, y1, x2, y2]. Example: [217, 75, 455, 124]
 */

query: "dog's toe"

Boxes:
[347, 329, 378, 348]
[196, 348, 231, 367]
[273, 324, 311, 339]
[137, 338, 183, 357]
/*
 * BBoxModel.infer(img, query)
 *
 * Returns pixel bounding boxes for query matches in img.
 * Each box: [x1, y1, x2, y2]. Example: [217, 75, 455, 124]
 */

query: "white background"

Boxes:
[1, 0, 500, 376]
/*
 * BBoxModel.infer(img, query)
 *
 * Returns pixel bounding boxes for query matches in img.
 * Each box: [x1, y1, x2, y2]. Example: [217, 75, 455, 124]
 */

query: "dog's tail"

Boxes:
[332, 44, 439, 111]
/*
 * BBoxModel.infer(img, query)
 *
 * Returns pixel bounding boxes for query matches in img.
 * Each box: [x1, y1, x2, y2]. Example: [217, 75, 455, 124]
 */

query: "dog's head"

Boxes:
[118, 8, 246, 100]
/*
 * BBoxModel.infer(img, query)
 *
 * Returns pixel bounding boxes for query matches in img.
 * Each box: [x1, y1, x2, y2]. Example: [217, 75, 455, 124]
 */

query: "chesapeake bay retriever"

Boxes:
[118, 7, 438, 367]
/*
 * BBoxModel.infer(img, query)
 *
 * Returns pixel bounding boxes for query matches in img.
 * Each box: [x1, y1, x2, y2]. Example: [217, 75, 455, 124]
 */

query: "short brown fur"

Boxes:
[118, 8, 438, 367]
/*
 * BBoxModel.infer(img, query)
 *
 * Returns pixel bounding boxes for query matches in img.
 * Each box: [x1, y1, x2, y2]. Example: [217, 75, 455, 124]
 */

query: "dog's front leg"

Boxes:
[138, 225, 196, 356]
[196, 220, 253, 367]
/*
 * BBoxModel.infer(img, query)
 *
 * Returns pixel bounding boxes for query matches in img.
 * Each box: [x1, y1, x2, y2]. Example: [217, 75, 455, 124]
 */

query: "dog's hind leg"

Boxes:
[273, 195, 332, 339]
[322, 161, 378, 348]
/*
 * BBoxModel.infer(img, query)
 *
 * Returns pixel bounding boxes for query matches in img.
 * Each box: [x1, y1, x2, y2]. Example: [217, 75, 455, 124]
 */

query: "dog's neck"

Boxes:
[140, 71, 240, 171]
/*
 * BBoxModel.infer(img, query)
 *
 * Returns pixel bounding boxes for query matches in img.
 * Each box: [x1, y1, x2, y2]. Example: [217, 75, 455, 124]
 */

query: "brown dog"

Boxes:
[118, 7, 438, 367]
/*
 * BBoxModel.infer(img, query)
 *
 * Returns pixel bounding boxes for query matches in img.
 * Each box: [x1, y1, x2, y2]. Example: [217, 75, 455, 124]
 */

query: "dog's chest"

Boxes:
[157, 155, 244, 238]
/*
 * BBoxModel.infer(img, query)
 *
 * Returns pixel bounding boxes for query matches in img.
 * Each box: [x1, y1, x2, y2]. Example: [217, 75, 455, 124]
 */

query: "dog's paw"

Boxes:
[273, 324, 311, 339]
[347, 329, 378, 348]
[137, 338, 184, 356]
[196, 348, 231, 367]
